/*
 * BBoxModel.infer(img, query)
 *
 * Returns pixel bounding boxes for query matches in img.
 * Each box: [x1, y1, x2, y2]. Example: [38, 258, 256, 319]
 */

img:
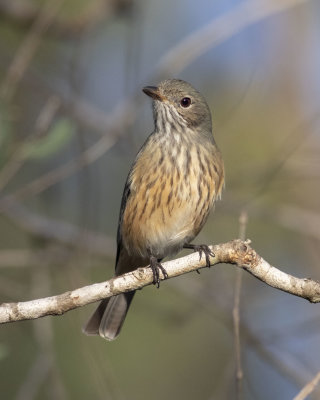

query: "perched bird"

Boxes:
[83, 79, 224, 340]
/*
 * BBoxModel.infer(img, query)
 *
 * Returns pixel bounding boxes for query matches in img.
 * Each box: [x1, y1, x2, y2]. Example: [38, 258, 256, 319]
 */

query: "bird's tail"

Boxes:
[82, 291, 135, 340]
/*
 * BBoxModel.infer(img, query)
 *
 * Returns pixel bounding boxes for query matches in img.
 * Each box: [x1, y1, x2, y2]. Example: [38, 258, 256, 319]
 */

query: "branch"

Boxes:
[0, 0, 64, 102]
[0, 0, 129, 38]
[233, 212, 247, 400]
[1, 198, 115, 257]
[155, 0, 311, 77]
[1, 239, 320, 324]
[0, 0, 310, 204]
[293, 371, 320, 400]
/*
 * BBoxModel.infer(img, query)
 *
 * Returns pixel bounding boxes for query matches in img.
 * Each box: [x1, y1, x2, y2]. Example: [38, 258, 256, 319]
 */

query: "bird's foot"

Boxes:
[183, 243, 214, 268]
[149, 256, 169, 288]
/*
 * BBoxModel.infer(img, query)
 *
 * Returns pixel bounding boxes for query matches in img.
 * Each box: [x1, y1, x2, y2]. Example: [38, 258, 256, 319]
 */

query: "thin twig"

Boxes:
[222, 198, 320, 243]
[173, 277, 315, 394]
[0, 99, 139, 204]
[1, 239, 320, 324]
[293, 371, 320, 400]
[233, 211, 248, 400]
[0, 0, 310, 205]
[0, 0, 122, 38]
[32, 266, 67, 399]
[0, 198, 115, 257]
[0, 96, 61, 191]
[156, 0, 310, 77]
[0, 0, 64, 102]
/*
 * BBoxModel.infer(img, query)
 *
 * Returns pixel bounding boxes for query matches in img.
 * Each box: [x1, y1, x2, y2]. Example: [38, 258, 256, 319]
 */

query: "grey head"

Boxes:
[143, 79, 213, 141]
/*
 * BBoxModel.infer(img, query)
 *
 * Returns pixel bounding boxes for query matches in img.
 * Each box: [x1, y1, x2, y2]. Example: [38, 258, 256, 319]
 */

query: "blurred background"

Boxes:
[0, 0, 320, 399]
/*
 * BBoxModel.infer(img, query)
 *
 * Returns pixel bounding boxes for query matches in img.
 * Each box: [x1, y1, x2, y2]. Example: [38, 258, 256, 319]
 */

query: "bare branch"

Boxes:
[0, 0, 131, 38]
[0, 99, 139, 204]
[0, 239, 320, 325]
[1, 198, 115, 257]
[293, 371, 320, 400]
[0, 96, 61, 192]
[156, 0, 311, 77]
[0, 0, 64, 102]
[233, 212, 248, 400]
[0, 0, 310, 245]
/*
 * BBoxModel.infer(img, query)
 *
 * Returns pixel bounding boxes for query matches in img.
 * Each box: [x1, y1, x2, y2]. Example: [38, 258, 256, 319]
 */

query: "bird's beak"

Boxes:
[142, 86, 164, 101]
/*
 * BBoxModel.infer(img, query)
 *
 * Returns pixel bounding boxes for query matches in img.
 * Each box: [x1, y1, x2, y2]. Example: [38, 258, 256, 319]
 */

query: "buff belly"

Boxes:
[121, 171, 215, 259]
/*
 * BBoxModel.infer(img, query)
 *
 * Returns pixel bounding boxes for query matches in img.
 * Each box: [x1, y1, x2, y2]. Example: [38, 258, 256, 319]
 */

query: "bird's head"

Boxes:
[143, 79, 213, 140]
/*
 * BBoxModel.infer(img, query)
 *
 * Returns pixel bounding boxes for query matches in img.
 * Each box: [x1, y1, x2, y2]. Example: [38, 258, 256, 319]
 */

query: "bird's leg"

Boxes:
[149, 256, 169, 288]
[183, 244, 215, 268]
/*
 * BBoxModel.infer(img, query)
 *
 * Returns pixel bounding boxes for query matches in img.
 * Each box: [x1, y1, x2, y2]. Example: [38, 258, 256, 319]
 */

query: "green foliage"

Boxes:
[20, 118, 75, 161]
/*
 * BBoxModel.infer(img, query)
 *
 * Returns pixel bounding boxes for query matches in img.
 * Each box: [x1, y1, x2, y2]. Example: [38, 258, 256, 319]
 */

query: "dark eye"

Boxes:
[180, 97, 191, 108]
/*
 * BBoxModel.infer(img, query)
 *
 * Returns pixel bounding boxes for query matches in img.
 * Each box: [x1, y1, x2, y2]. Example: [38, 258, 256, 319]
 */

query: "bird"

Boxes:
[83, 79, 224, 340]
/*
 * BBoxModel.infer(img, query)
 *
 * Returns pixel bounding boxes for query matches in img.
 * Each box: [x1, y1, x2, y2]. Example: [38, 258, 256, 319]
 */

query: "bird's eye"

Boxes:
[180, 97, 191, 108]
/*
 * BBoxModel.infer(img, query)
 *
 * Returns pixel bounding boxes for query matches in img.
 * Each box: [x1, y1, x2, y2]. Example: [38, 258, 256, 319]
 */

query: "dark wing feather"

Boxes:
[115, 180, 131, 267]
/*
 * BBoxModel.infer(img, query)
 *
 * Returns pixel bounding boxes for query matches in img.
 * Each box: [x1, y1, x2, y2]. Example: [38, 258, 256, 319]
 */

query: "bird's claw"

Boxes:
[198, 244, 215, 268]
[185, 244, 214, 268]
[150, 257, 168, 288]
